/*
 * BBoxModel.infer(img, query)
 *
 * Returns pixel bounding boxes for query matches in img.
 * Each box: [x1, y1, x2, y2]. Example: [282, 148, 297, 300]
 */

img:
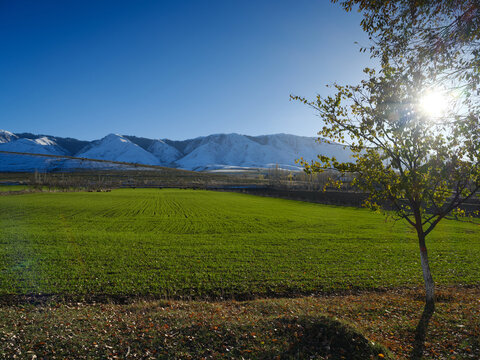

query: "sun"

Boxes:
[419, 89, 449, 119]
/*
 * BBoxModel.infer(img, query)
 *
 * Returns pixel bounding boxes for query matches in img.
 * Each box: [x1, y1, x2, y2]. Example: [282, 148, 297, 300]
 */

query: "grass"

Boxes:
[0, 185, 30, 192]
[1, 188, 479, 359]
[0, 188, 479, 299]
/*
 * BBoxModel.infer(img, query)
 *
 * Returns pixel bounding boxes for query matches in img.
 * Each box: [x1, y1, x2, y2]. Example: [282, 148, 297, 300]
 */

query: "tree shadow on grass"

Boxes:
[410, 302, 435, 360]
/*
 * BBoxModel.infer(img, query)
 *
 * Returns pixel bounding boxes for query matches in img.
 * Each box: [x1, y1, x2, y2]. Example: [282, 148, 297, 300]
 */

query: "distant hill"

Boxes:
[14, 132, 90, 154]
[76, 134, 161, 165]
[0, 130, 352, 172]
[0, 130, 18, 144]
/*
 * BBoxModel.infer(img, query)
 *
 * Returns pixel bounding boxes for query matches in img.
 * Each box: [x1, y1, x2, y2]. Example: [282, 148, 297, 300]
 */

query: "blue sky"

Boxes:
[0, 0, 372, 141]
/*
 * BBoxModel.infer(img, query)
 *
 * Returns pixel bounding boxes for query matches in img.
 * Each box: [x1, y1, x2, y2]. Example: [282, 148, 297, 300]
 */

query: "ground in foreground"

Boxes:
[1, 287, 478, 359]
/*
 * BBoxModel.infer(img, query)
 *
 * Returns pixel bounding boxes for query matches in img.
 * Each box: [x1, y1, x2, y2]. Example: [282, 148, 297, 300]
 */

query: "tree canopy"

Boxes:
[334, 0, 480, 93]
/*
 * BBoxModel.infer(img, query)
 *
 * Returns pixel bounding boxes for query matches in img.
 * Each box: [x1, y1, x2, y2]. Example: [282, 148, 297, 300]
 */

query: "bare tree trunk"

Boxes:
[410, 227, 436, 359]
[418, 232, 435, 307]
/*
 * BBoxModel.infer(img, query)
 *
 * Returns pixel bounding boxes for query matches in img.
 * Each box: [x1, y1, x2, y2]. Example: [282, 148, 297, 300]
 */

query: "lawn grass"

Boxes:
[0, 188, 479, 299]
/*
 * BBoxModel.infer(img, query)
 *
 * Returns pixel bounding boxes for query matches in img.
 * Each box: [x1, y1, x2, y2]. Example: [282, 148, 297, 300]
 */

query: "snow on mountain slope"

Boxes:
[0, 153, 56, 172]
[14, 132, 90, 155]
[175, 133, 352, 171]
[0, 131, 354, 172]
[174, 134, 273, 170]
[0, 137, 67, 155]
[0, 130, 18, 143]
[0, 137, 69, 172]
[148, 139, 183, 165]
[76, 134, 161, 165]
[251, 133, 352, 164]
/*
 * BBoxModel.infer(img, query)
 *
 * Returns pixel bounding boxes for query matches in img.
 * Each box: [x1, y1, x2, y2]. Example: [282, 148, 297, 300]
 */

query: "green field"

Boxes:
[0, 188, 479, 299]
[0, 185, 29, 192]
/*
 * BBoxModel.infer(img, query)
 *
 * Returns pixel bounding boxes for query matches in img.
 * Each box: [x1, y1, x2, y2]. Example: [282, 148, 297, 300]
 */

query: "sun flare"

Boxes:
[419, 89, 448, 119]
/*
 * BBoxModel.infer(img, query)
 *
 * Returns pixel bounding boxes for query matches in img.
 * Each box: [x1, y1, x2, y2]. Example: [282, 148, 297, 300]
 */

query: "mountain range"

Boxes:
[0, 130, 352, 172]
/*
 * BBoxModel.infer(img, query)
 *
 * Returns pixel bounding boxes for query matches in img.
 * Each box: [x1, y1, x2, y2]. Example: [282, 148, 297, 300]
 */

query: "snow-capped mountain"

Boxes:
[251, 133, 351, 164]
[0, 129, 18, 143]
[0, 137, 67, 155]
[0, 136, 68, 172]
[75, 134, 161, 165]
[0, 130, 353, 172]
[175, 133, 270, 171]
[174, 133, 352, 171]
[148, 139, 183, 165]
[12, 132, 89, 154]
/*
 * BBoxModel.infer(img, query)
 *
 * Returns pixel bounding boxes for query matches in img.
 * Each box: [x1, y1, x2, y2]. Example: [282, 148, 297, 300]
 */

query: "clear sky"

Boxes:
[0, 0, 372, 141]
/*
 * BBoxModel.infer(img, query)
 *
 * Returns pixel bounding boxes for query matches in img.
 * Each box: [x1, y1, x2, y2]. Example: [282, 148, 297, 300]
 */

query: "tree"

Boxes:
[334, 1, 480, 94]
[292, 2, 480, 308]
